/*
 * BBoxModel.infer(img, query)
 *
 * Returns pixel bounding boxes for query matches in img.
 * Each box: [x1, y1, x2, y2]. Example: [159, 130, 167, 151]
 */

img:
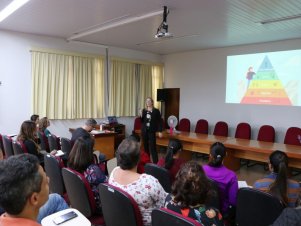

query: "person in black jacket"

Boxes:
[140, 97, 162, 163]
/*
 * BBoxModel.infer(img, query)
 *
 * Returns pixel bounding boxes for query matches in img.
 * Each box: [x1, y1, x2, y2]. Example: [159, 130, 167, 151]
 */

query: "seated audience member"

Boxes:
[253, 150, 300, 207]
[71, 118, 105, 162]
[0, 154, 68, 226]
[68, 137, 107, 215]
[38, 117, 51, 137]
[109, 138, 167, 226]
[157, 138, 186, 182]
[165, 161, 224, 226]
[272, 206, 301, 226]
[128, 132, 151, 174]
[17, 120, 44, 163]
[203, 142, 238, 215]
[30, 114, 40, 126]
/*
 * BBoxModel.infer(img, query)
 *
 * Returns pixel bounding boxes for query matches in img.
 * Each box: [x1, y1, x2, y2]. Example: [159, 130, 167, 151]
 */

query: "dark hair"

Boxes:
[128, 132, 141, 143]
[116, 138, 140, 170]
[165, 139, 182, 169]
[68, 137, 94, 173]
[0, 154, 42, 215]
[209, 142, 226, 167]
[30, 114, 39, 122]
[269, 150, 289, 206]
[85, 118, 97, 127]
[171, 161, 211, 208]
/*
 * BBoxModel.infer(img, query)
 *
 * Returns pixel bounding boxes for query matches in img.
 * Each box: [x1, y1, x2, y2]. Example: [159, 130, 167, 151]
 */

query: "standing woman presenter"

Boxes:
[140, 97, 162, 163]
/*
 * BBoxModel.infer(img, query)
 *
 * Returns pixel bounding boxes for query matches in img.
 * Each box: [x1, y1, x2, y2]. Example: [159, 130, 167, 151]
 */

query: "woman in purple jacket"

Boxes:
[203, 142, 238, 216]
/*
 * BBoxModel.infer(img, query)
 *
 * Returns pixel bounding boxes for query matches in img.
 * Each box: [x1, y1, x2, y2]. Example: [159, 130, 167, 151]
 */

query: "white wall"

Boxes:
[163, 39, 301, 142]
[0, 30, 162, 137]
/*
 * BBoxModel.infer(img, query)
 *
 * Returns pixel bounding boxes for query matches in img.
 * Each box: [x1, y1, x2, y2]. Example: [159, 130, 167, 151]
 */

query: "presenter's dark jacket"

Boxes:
[141, 108, 163, 133]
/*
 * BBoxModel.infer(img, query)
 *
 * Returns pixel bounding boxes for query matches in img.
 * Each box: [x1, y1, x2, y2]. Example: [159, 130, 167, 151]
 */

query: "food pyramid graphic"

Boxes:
[241, 56, 292, 105]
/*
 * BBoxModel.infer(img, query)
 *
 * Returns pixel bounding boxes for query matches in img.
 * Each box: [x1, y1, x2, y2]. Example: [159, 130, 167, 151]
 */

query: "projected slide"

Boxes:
[226, 50, 301, 106]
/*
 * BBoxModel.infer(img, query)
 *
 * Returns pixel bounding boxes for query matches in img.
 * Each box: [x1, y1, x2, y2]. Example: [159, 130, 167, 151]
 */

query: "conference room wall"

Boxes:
[0, 30, 162, 137]
[163, 38, 301, 143]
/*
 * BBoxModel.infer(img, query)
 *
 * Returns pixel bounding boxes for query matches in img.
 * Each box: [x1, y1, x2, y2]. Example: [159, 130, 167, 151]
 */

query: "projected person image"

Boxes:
[246, 66, 255, 88]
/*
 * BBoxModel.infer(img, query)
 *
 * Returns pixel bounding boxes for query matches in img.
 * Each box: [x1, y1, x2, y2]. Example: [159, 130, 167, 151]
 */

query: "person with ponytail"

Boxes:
[253, 150, 300, 207]
[157, 138, 186, 182]
[203, 142, 238, 215]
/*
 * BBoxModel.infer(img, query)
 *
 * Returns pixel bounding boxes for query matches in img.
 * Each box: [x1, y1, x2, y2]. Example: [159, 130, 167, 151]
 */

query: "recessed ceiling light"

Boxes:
[0, 0, 30, 23]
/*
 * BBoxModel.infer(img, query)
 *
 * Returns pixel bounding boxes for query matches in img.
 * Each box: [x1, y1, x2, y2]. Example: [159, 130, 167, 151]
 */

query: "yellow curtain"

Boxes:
[108, 58, 164, 117]
[152, 65, 164, 109]
[31, 50, 105, 119]
[137, 64, 153, 112]
[108, 59, 137, 116]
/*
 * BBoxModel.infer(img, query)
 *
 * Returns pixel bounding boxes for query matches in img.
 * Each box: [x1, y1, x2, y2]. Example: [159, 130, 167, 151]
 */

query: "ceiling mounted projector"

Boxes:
[155, 6, 173, 39]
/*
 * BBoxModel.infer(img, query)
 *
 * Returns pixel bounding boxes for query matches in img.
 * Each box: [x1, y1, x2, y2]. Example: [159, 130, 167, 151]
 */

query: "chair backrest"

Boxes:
[38, 131, 50, 152]
[12, 141, 27, 155]
[60, 137, 72, 158]
[178, 118, 191, 132]
[107, 157, 117, 176]
[62, 168, 95, 217]
[44, 154, 65, 195]
[257, 125, 275, 142]
[152, 208, 203, 226]
[284, 127, 301, 146]
[144, 163, 171, 193]
[195, 119, 209, 134]
[236, 187, 284, 226]
[213, 121, 228, 137]
[133, 117, 142, 131]
[99, 183, 143, 226]
[235, 122, 251, 139]
[2, 135, 14, 158]
[48, 134, 59, 151]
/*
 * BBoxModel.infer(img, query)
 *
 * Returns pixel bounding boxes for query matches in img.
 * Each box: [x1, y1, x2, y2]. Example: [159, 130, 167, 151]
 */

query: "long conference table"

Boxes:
[141, 130, 301, 171]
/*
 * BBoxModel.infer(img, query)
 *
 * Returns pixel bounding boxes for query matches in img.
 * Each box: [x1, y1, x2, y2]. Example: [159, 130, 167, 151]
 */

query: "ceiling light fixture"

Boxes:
[259, 14, 301, 25]
[67, 9, 163, 41]
[0, 0, 30, 23]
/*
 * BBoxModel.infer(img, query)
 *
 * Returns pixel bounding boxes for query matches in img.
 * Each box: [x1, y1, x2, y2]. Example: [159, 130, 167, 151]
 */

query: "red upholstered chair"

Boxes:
[48, 134, 61, 152]
[178, 118, 191, 132]
[144, 163, 171, 193]
[60, 137, 72, 158]
[152, 208, 203, 226]
[257, 125, 275, 142]
[99, 183, 143, 226]
[236, 188, 284, 226]
[12, 141, 28, 155]
[62, 168, 105, 225]
[284, 127, 301, 146]
[235, 122, 251, 139]
[213, 121, 228, 137]
[38, 131, 50, 152]
[195, 119, 209, 134]
[44, 154, 65, 195]
[133, 117, 142, 131]
[2, 135, 14, 158]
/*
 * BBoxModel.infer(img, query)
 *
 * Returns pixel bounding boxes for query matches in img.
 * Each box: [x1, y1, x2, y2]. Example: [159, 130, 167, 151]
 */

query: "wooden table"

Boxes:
[69, 128, 116, 160]
[141, 130, 301, 171]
